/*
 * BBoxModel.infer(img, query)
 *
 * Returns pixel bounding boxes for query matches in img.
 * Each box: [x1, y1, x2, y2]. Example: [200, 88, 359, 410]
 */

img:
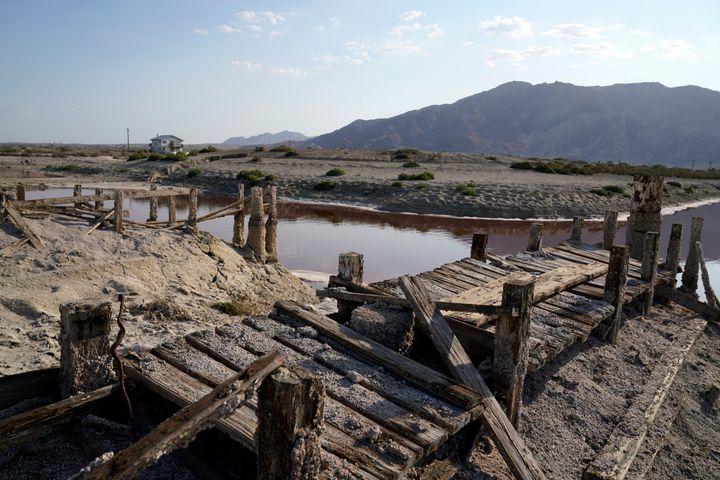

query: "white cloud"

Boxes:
[271, 67, 308, 77]
[426, 24, 442, 38]
[249, 24, 263, 33]
[485, 45, 558, 67]
[479, 16, 532, 37]
[217, 25, 241, 34]
[570, 42, 635, 60]
[345, 41, 367, 52]
[193, 28, 209, 36]
[544, 23, 602, 38]
[236, 11, 286, 25]
[391, 22, 423, 37]
[463, 40, 475, 47]
[316, 54, 339, 63]
[230, 61, 262, 70]
[314, 25, 326, 33]
[642, 39, 693, 59]
[270, 29, 286, 37]
[400, 10, 425, 22]
[330, 17, 342, 27]
[377, 41, 424, 54]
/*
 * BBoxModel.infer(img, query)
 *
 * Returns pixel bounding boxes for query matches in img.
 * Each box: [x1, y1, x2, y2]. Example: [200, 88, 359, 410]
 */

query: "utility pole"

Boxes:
[126, 128, 130, 152]
[691, 158, 695, 171]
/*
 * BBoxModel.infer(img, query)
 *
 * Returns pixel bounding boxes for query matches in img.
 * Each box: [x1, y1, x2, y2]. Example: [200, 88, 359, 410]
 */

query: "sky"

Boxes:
[1, 0, 718, 144]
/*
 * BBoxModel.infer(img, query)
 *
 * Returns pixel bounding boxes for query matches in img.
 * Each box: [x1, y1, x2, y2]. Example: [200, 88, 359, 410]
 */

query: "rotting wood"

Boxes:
[527, 223, 543, 252]
[571, 217, 584, 241]
[697, 242, 720, 309]
[397, 276, 547, 480]
[246, 186, 266, 261]
[584, 317, 706, 480]
[493, 278, 535, 427]
[4, 202, 44, 249]
[603, 246, 629, 344]
[113, 190, 123, 233]
[148, 184, 158, 221]
[264, 185, 279, 263]
[11, 187, 191, 209]
[625, 175, 664, 260]
[332, 252, 365, 321]
[256, 366, 324, 480]
[603, 211, 619, 250]
[94, 188, 103, 210]
[186, 187, 198, 233]
[84, 209, 115, 236]
[82, 351, 283, 480]
[664, 223, 683, 279]
[640, 232, 660, 314]
[16, 183, 26, 201]
[471, 233, 489, 261]
[233, 183, 245, 246]
[680, 217, 703, 295]
[0, 384, 118, 449]
[73, 184, 83, 208]
[168, 195, 176, 225]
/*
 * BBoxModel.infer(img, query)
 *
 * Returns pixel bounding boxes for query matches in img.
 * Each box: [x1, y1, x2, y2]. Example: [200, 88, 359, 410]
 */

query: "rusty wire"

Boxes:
[110, 293, 137, 439]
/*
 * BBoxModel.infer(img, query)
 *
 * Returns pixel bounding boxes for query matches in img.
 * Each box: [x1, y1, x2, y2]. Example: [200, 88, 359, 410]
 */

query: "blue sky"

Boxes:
[1, 0, 718, 144]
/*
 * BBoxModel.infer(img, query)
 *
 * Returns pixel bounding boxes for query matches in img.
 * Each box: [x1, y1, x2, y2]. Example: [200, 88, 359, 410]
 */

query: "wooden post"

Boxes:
[114, 190, 124, 233]
[493, 277, 535, 427]
[641, 232, 660, 315]
[527, 223, 543, 252]
[246, 186, 266, 261]
[232, 183, 245, 247]
[168, 195, 176, 225]
[331, 252, 364, 322]
[59, 301, 116, 398]
[256, 367, 324, 480]
[148, 184, 158, 222]
[16, 183, 25, 202]
[665, 223, 683, 279]
[625, 175, 664, 260]
[603, 245, 629, 344]
[186, 187, 198, 233]
[0, 192, 6, 223]
[265, 185, 278, 263]
[73, 184, 82, 208]
[570, 217, 583, 241]
[94, 188, 103, 210]
[603, 210, 618, 250]
[681, 217, 703, 295]
[471, 232, 488, 261]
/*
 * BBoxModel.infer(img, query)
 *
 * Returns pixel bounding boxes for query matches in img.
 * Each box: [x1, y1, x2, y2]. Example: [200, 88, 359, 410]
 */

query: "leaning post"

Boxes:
[603, 210, 619, 250]
[246, 186, 266, 262]
[186, 188, 198, 233]
[664, 223, 683, 283]
[570, 216, 584, 241]
[680, 217, 703, 295]
[94, 188, 104, 210]
[625, 175, 664, 260]
[471, 232, 489, 261]
[73, 184, 83, 208]
[527, 223, 543, 252]
[148, 184, 158, 222]
[16, 183, 26, 202]
[232, 183, 245, 247]
[58, 300, 116, 398]
[603, 245, 629, 344]
[113, 190, 124, 233]
[265, 185, 279, 263]
[493, 277, 535, 427]
[256, 367, 324, 480]
[640, 232, 660, 315]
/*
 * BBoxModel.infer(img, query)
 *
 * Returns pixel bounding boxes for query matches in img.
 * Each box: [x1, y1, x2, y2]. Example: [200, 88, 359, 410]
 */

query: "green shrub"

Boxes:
[128, 151, 147, 161]
[199, 146, 218, 154]
[148, 152, 164, 161]
[392, 148, 419, 160]
[187, 168, 202, 178]
[402, 161, 420, 168]
[284, 149, 300, 157]
[391, 181, 403, 188]
[254, 146, 266, 152]
[534, 163, 557, 174]
[398, 171, 434, 181]
[602, 185, 624, 194]
[188, 149, 199, 157]
[172, 152, 187, 161]
[508, 158, 720, 180]
[325, 168, 346, 177]
[314, 180, 336, 191]
[590, 188, 611, 197]
[236, 169, 276, 186]
[510, 161, 535, 170]
[270, 144, 293, 153]
[455, 183, 478, 196]
[667, 181, 682, 188]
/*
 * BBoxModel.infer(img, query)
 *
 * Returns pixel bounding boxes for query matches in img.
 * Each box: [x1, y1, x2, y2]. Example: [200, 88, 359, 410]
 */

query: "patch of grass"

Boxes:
[236, 169, 276, 186]
[455, 183, 478, 196]
[199, 146, 218, 154]
[127, 151, 148, 161]
[667, 181, 682, 188]
[45, 163, 104, 174]
[510, 161, 535, 170]
[270, 144, 293, 153]
[211, 300, 259, 316]
[590, 188, 612, 197]
[402, 161, 421, 168]
[187, 168, 202, 178]
[391, 181, 403, 188]
[510, 158, 720, 180]
[325, 168, 346, 177]
[602, 185, 625, 194]
[284, 149, 300, 157]
[398, 171, 434, 181]
[314, 180, 336, 191]
[684, 186, 696, 194]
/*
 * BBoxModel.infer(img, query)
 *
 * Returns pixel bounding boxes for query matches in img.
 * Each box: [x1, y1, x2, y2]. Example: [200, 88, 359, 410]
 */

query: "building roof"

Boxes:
[151, 135, 184, 142]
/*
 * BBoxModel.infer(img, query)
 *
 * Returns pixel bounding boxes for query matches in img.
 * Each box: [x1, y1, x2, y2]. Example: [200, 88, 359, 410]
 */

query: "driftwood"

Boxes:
[0, 238, 30, 257]
[654, 285, 720, 323]
[11, 188, 191, 209]
[4, 202, 44, 249]
[696, 242, 720, 309]
[81, 350, 283, 480]
[84, 209, 115, 236]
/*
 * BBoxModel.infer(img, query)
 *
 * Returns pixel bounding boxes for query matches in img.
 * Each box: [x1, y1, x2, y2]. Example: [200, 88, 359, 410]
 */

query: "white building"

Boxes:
[149, 134, 184, 153]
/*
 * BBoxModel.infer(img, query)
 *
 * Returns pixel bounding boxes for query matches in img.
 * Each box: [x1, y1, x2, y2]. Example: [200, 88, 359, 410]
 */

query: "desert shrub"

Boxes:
[509, 158, 720, 180]
[684, 186, 696, 194]
[284, 149, 300, 157]
[455, 183, 477, 196]
[148, 152, 164, 161]
[325, 168, 346, 177]
[402, 161, 420, 168]
[590, 188, 611, 197]
[236, 169, 276, 185]
[187, 168, 202, 178]
[314, 180, 336, 191]
[172, 152, 187, 161]
[211, 300, 261, 316]
[254, 146, 266, 152]
[667, 181, 682, 188]
[391, 181, 403, 187]
[603, 185, 624, 194]
[392, 148, 419, 160]
[188, 149, 199, 157]
[127, 151, 147, 161]
[398, 171, 434, 181]
[270, 144, 293, 153]
[534, 163, 557, 174]
[199, 146, 218, 154]
[510, 161, 535, 170]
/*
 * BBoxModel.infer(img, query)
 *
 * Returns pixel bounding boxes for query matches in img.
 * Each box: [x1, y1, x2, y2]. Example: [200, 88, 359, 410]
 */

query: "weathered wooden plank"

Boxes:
[441, 272, 532, 306]
[4, 202, 43, 249]
[419, 272, 465, 294]
[84, 208, 115, 236]
[11, 187, 191, 209]
[655, 285, 720, 323]
[584, 317, 706, 480]
[0, 384, 117, 449]
[82, 351, 283, 480]
[441, 262, 497, 284]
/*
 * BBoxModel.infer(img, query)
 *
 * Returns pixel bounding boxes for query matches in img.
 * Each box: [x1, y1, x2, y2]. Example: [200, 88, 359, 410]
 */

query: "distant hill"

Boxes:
[223, 131, 309, 147]
[308, 81, 720, 168]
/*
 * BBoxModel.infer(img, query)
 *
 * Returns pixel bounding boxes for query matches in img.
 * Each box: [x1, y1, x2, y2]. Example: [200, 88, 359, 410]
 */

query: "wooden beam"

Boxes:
[4, 202, 44, 249]
[84, 209, 115, 236]
[655, 285, 720, 323]
[527, 223, 543, 252]
[327, 275, 390, 296]
[640, 232, 660, 314]
[113, 191, 123, 234]
[571, 217, 584, 241]
[603, 211, 618, 250]
[82, 350, 283, 480]
[697, 242, 720, 309]
[397, 276, 546, 480]
[11, 188, 191, 209]
[604, 246, 629, 344]
[471, 233, 489, 262]
[664, 223, 683, 280]
[681, 217, 703, 294]
[0, 384, 118, 449]
[233, 183, 245, 247]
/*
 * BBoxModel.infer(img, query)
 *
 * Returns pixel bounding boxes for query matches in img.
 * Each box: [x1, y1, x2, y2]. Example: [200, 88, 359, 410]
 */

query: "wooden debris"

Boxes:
[655, 285, 720, 323]
[604, 246, 629, 344]
[233, 183, 245, 246]
[625, 175, 664, 260]
[681, 217, 704, 294]
[640, 232, 660, 315]
[603, 210, 618, 250]
[84, 209, 115, 236]
[527, 223, 543, 252]
[11, 187, 191, 209]
[697, 242, 720, 309]
[82, 350, 283, 480]
[4, 202, 44, 249]
[16, 183, 26, 201]
[571, 217, 584, 241]
[584, 317, 706, 480]
[168, 195, 176, 225]
[331, 252, 365, 321]
[471, 232, 489, 261]
[94, 188, 103, 210]
[664, 223, 683, 278]
[73, 184, 83, 208]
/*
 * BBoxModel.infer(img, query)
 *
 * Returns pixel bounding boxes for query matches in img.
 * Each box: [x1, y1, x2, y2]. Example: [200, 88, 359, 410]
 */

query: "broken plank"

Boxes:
[83, 209, 115, 236]
[654, 285, 720, 323]
[4, 202, 43, 249]
[442, 272, 532, 306]
[0, 238, 30, 257]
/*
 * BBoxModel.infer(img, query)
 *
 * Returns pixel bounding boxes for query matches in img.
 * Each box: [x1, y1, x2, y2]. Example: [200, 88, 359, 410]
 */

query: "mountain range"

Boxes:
[223, 130, 309, 147]
[307, 81, 720, 168]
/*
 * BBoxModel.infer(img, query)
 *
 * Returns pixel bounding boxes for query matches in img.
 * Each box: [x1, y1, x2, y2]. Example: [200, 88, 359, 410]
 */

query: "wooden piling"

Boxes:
[94, 188, 103, 210]
[16, 183, 25, 202]
[527, 223, 543, 252]
[641, 232, 660, 315]
[256, 367, 324, 480]
[186, 188, 198, 233]
[232, 183, 245, 247]
[471, 232, 489, 261]
[114, 190, 124, 233]
[73, 184, 82, 208]
[331, 252, 364, 322]
[603, 210, 618, 250]
[59, 301, 115, 397]
[603, 245, 629, 344]
[0, 192, 6, 223]
[570, 217, 583, 241]
[246, 186, 266, 261]
[681, 217, 703, 295]
[493, 277, 535, 427]
[625, 175, 664, 260]
[148, 184, 158, 222]
[168, 195, 176, 225]
[665, 223, 683, 279]
[265, 185, 278, 263]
